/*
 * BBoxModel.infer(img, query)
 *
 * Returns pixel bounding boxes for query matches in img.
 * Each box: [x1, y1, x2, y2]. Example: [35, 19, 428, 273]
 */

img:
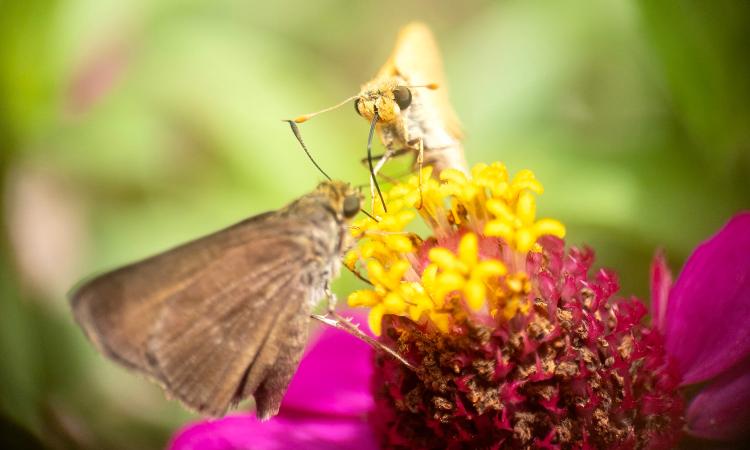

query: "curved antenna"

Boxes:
[285, 120, 382, 223]
[290, 94, 359, 124]
[284, 120, 332, 181]
[360, 209, 379, 222]
[367, 112, 387, 213]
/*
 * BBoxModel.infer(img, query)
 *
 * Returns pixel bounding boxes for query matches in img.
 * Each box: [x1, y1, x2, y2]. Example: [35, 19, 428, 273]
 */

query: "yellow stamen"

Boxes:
[345, 162, 565, 334]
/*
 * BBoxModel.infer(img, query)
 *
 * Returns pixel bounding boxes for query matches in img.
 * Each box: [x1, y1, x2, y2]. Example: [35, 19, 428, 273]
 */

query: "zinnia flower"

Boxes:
[345, 164, 682, 449]
[169, 164, 749, 449]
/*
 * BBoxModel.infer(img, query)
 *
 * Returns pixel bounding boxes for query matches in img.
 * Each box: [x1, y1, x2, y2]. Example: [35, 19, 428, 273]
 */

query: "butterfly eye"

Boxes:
[393, 86, 412, 110]
[354, 98, 363, 116]
[343, 195, 361, 219]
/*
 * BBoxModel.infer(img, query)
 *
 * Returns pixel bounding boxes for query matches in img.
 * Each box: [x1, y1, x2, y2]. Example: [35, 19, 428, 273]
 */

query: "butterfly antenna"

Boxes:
[284, 120, 332, 181]
[290, 95, 359, 124]
[367, 113, 387, 213]
[344, 263, 373, 286]
[403, 83, 439, 90]
[361, 209, 380, 222]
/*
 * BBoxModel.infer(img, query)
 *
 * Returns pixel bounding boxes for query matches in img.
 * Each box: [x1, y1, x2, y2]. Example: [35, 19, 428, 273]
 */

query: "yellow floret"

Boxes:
[427, 233, 508, 312]
[346, 161, 565, 335]
[484, 182, 565, 253]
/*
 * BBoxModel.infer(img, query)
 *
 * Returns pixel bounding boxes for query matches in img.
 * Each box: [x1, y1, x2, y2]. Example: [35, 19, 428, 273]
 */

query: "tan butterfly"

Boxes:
[293, 22, 467, 188]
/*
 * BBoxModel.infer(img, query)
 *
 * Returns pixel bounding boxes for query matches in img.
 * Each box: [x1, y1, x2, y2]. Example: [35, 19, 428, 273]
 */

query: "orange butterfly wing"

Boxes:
[378, 22, 464, 140]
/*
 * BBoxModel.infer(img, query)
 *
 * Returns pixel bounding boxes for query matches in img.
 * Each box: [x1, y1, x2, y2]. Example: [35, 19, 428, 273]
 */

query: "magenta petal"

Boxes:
[665, 212, 750, 384]
[686, 356, 750, 441]
[281, 310, 374, 416]
[168, 413, 378, 450]
[650, 250, 672, 332]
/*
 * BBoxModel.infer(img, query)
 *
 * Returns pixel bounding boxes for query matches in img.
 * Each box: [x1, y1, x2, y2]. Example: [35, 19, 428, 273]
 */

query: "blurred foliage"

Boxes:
[0, 0, 747, 448]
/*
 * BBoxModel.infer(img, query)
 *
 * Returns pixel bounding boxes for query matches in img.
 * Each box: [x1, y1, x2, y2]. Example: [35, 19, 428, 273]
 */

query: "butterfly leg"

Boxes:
[311, 287, 416, 371]
[372, 149, 394, 176]
[359, 147, 413, 169]
[362, 146, 421, 211]
[368, 148, 394, 211]
[415, 137, 424, 209]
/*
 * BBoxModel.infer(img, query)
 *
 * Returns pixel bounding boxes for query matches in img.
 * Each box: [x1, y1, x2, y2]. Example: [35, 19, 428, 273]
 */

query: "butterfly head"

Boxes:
[316, 181, 363, 221]
[354, 78, 412, 124]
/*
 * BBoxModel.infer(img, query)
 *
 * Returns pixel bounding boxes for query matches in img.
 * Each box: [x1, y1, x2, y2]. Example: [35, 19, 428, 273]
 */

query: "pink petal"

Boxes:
[649, 250, 672, 332]
[665, 212, 750, 384]
[686, 356, 750, 441]
[281, 310, 375, 416]
[168, 413, 378, 450]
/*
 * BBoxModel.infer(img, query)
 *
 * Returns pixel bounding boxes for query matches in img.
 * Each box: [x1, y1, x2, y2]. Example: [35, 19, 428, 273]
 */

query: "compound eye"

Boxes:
[393, 86, 412, 110]
[354, 98, 363, 116]
[343, 195, 361, 218]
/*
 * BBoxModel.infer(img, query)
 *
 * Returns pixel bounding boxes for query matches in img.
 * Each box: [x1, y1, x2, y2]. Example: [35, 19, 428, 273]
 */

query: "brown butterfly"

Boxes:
[70, 180, 362, 419]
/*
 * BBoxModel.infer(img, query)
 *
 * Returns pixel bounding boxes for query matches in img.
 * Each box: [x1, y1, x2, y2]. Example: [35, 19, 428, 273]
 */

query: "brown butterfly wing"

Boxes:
[247, 306, 311, 419]
[379, 22, 464, 140]
[70, 213, 273, 376]
[71, 211, 330, 417]
[146, 237, 316, 417]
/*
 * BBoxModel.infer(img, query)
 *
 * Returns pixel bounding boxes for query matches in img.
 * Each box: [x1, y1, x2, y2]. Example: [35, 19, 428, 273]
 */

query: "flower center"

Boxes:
[372, 237, 684, 449]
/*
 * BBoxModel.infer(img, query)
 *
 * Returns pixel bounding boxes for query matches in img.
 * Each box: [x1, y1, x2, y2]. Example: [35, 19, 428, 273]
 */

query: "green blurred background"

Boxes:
[0, 0, 747, 448]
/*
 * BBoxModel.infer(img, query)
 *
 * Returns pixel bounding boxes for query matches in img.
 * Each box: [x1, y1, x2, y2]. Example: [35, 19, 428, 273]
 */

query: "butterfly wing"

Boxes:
[379, 22, 464, 140]
[71, 210, 333, 417]
[146, 238, 316, 417]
